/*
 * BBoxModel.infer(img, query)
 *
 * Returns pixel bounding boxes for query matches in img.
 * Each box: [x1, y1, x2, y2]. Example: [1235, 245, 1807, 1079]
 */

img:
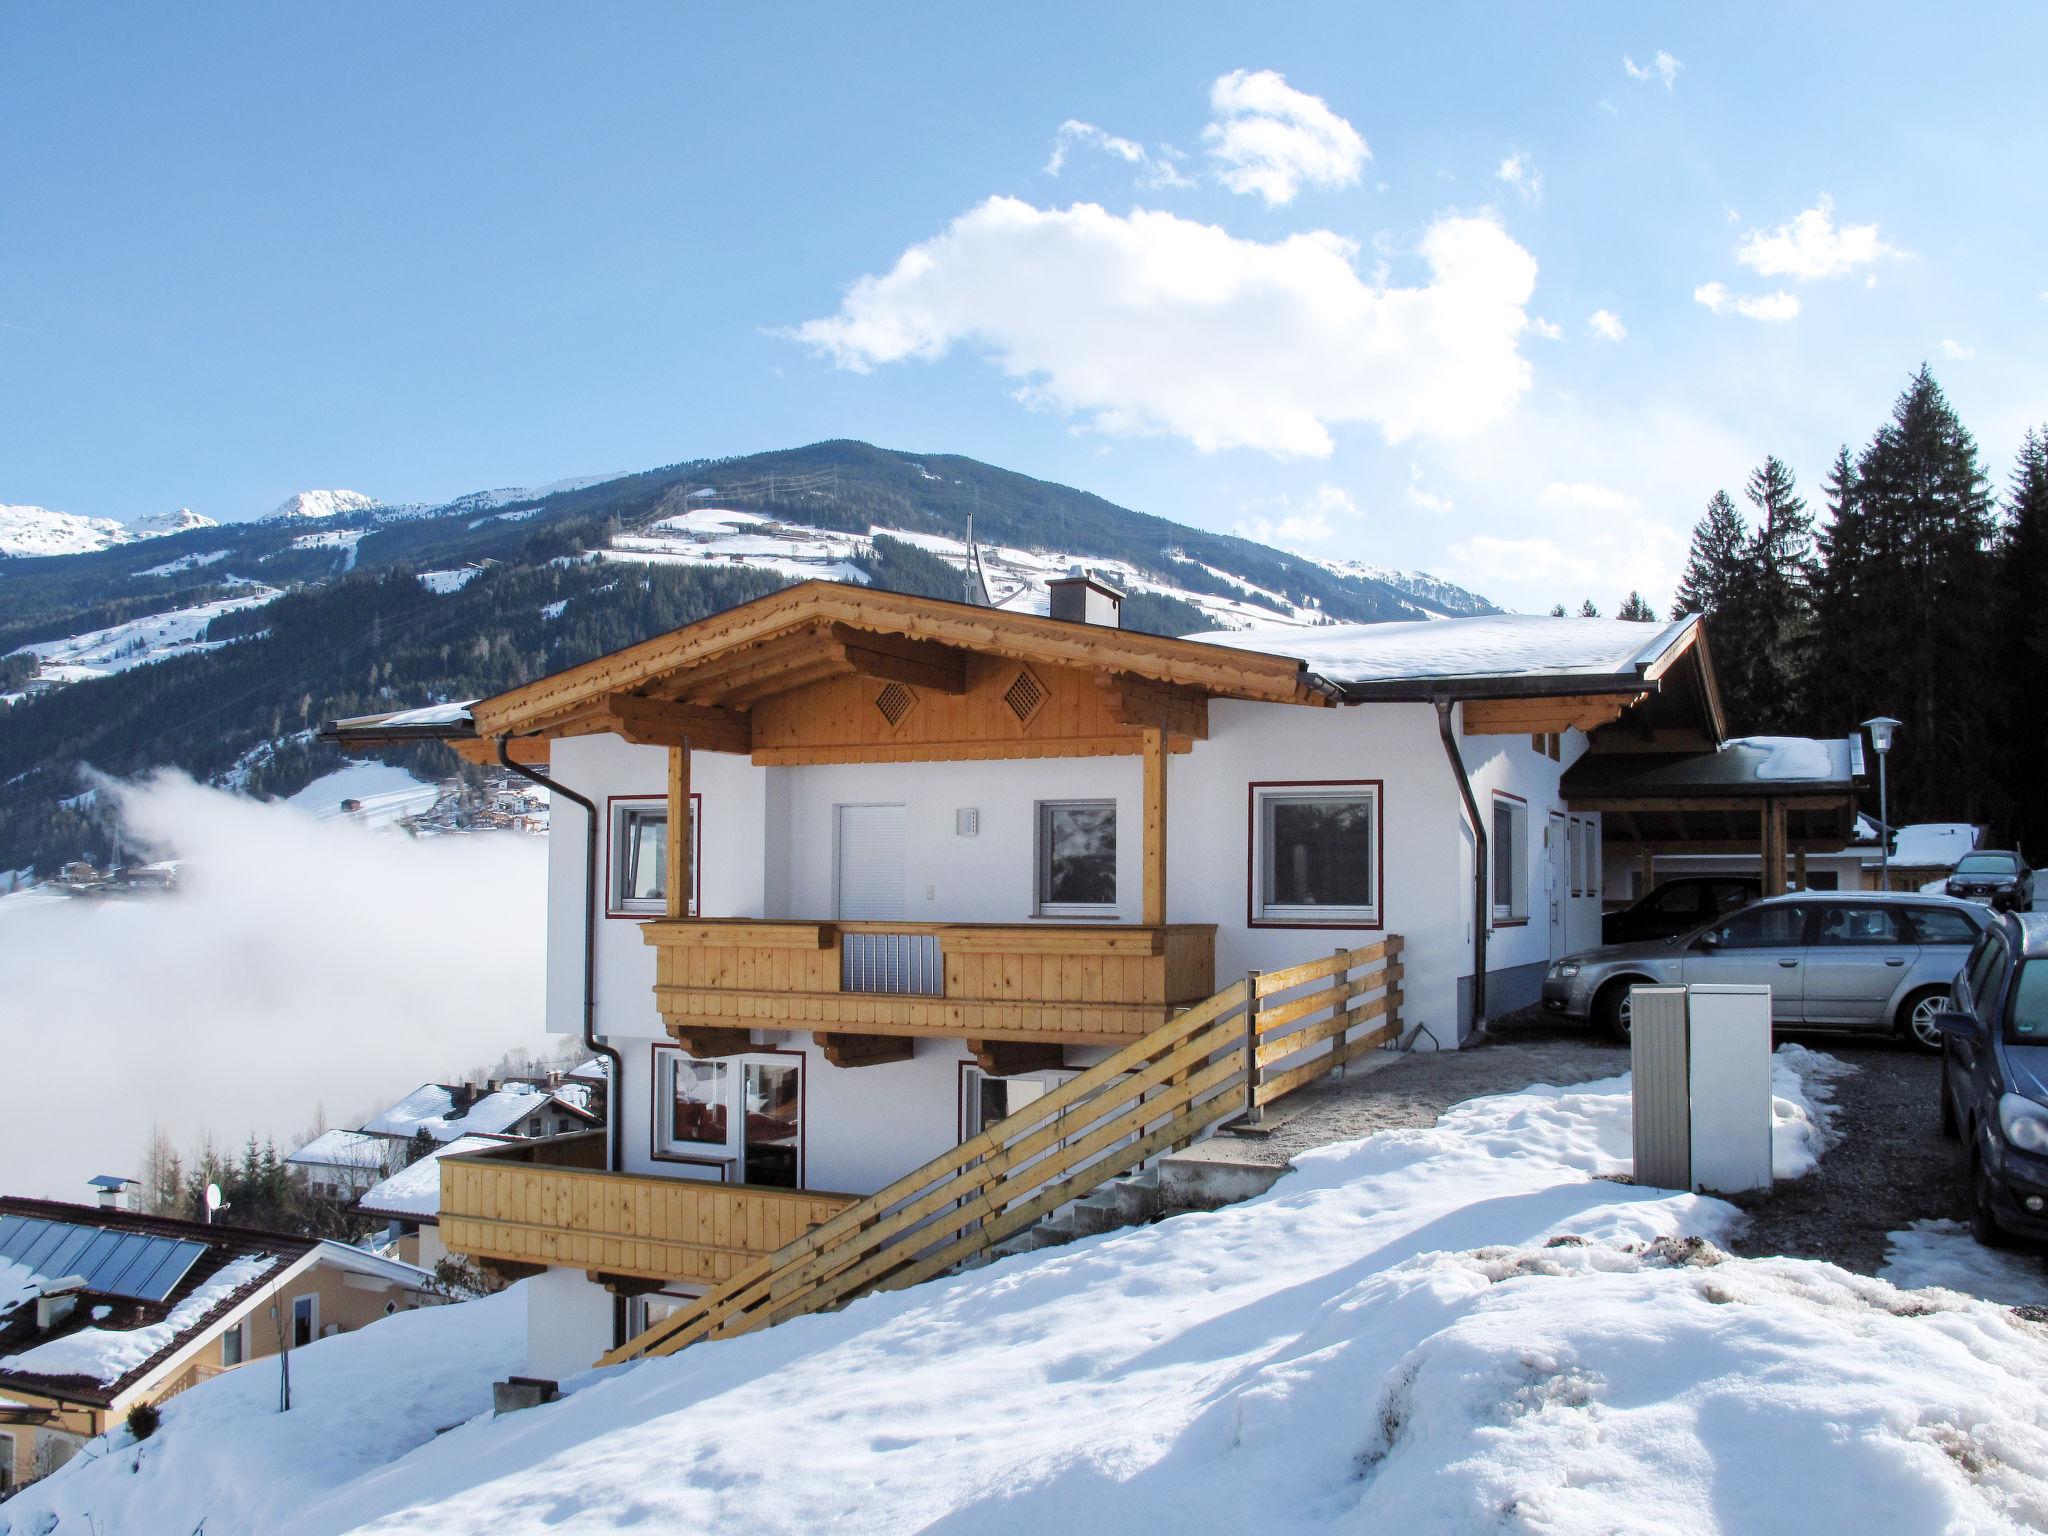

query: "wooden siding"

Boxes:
[646, 919, 1218, 1045]
[439, 1137, 857, 1285]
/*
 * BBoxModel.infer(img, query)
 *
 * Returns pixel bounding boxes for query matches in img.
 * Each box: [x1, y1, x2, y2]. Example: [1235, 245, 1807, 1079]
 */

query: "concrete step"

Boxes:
[1067, 1193, 1126, 1236]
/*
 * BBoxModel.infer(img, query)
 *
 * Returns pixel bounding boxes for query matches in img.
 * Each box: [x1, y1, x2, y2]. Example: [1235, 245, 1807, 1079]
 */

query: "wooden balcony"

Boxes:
[439, 1133, 858, 1286]
[644, 919, 1218, 1052]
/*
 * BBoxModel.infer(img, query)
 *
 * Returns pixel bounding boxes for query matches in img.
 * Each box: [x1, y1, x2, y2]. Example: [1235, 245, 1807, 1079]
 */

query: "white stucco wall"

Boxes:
[524, 1266, 616, 1384]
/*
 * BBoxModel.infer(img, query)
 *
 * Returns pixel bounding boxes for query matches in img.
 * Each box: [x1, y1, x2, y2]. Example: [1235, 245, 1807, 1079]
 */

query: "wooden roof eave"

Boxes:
[467, 582, 1325, 740]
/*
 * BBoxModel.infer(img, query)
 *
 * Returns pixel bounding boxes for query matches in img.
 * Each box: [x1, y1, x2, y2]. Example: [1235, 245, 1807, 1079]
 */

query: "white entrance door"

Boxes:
[1546, 813, 1569, 961]
[835, 804, 907, 920]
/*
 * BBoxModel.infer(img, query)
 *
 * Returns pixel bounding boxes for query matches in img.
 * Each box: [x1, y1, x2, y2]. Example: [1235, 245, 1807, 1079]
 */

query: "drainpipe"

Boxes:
[497, 736, 623, 1174]
[1433, 699, 1486, 1036]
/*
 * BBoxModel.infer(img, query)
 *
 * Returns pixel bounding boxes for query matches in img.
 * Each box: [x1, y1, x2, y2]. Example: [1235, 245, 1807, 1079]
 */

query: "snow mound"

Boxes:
[1883, 1219, 2048, 1309]
[271, 489, 377, 521]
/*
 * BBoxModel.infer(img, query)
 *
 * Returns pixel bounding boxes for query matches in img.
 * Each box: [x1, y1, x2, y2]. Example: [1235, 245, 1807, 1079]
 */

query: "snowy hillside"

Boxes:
[11, 585, 280, 685]
[12, 1051, 2048, 1536]
[269, 489, 378, 521]
[0, 503, 224, 559]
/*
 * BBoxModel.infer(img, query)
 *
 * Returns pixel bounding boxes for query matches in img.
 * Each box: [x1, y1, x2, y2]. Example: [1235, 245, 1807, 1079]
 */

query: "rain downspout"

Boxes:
[497, 736, 623, 1173]
[1434, 699, 1486, 1035]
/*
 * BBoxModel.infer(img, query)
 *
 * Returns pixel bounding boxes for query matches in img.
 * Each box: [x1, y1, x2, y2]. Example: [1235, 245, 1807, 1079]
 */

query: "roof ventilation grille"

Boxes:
[875, 682, 916, 728]
[1003, 668, 1047, 724]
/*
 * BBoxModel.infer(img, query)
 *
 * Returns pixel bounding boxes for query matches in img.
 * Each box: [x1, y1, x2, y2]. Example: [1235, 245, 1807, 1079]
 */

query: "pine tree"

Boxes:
[1577, 599, 1601, 618]
[1548, 604, 1568, 617]
[1672, 492, 1747, 621]
[1728, 455, 1815, 726]
[1617, 591, 1656, 621]
[1996, 429, 2048, 854]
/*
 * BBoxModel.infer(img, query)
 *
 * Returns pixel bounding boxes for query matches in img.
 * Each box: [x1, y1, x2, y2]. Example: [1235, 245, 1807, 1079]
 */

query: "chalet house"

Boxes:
[284, 1129, 402, 1198]
[359, 1080, 598, 1145]
[324, 579, 1861, 1380]
[355, 1135, 508, 1269]
[0, 1197, 434, 1493]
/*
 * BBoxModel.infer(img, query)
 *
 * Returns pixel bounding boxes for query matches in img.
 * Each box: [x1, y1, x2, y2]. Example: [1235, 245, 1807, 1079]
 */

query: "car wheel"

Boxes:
[1970, 1149, 2006, 1248]
[1899, 988, 1948, 1054]
[1596, 979, 1638, 1041]
[1939, 1076, 1960, 1141]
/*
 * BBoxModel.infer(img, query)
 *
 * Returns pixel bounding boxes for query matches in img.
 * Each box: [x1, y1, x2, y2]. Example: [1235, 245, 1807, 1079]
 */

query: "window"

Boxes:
[608, 797, 698, 917]
[291, 1295, 316, 1349]
[1490, 795, 1528, 924]
[1706, 902, 1811, 949]
[1649, 883, 1703, 916]
[653, 1050, 803, 1186]
[1037, 801, 1116, 914]
[2009, 960, 2047, 1042]
[1906, 905, 1981, 946]
[1251, 784, 1379, 926]
[221, 1320, 244, 1367]
[1813, 904, 1910, 946]
[1965, 933, 2011, 1019]
[0, 1431, 13, 1494]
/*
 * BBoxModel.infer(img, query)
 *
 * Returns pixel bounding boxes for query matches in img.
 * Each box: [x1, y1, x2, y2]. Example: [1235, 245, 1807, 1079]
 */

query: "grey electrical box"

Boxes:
[1630, 985, 1692, 1191]
[1630, 982, 1775, 1195]
[955, 808, 979, 836]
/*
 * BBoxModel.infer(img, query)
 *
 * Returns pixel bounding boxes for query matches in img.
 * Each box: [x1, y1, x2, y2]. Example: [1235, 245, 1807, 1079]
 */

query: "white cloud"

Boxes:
[1538, 481, 1642, 514]
[1494, 150, 1542, 204]
[1693, 281, 1801, 322]
[1529, 316, 1563, 340]
[1405, 465, 1454, 514]
[1940, 338, 1975, 360]
[1735, 196, 1894, 281]
[1045, 120, 1192, 189]
[1588, 309, 1627, 342]
[1202, 70, 1368, 206]
[1623, 51, 1683, 88]
[789, 198, 1539, 457]
[1449, 517, 1686, 602]
[1233, 484, 1362, 546]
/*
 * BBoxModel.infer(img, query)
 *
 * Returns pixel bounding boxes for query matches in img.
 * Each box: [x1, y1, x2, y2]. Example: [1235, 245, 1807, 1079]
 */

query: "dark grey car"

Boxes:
[1541, 891, 1990, 1048]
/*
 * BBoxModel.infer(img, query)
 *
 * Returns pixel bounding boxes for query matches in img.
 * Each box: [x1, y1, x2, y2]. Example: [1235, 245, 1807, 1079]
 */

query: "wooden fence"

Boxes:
[601, 935, 1402, 1365]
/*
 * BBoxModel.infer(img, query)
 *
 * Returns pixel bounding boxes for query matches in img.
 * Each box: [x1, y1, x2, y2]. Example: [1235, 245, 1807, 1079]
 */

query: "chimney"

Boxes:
[90, 1174, 136, 1211]
[36, 1280, 84, 1332]
[1048, 567, 1124, 628]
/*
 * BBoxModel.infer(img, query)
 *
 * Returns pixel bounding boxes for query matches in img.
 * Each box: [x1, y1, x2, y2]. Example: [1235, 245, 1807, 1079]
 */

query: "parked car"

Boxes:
[1601, 876, 1761, 944]
[1935, 911, 2048, 1244]
[1943, 850, 2035, 912]
[1543, 891, 1990, 1047]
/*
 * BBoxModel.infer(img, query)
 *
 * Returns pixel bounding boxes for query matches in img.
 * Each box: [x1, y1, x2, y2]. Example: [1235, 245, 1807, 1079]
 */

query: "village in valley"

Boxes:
[4, 9, 2048, 1535]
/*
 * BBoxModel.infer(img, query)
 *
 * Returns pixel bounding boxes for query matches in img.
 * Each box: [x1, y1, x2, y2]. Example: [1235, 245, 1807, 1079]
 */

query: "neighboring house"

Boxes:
[0, 1196, 434, 1493]
[283, 1129, 402, 1198]
[360, 1080, 598, 1145]
[355, 1135, 508, 1269]
[323, 579, 1862, 1379]
[1866, 822, 1988, 892]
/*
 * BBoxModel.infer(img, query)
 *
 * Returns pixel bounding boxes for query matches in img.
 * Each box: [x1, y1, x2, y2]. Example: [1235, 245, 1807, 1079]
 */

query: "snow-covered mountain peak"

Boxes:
[270, 489, 377, 521]
[130, 507, 219, 538]
[0, 503, 132, 559]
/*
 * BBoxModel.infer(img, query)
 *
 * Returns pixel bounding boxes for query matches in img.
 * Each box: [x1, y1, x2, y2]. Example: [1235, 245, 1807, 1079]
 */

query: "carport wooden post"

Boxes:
[1760, 798, 1788, 897]
[1142, 724, 1168, 926]
[1794, 845, 1809, 892]
[1639, 845, 1655, 898]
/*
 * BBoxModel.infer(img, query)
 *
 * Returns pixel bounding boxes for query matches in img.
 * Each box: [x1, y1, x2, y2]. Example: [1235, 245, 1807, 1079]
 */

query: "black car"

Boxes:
[1943, 850, 2035, 912]
[1936, 911, 2048, 1244]
[1601, 875, 1761, 945]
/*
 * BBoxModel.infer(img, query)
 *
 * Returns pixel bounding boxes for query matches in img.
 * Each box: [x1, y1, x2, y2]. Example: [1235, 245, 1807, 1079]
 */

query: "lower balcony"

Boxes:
[644, 919, 1218, 1052]
[439, 1133, 858, 1286]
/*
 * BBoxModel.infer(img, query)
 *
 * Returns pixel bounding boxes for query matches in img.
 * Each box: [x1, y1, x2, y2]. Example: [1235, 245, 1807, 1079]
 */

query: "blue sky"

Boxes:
[3, 4, 2043, 611]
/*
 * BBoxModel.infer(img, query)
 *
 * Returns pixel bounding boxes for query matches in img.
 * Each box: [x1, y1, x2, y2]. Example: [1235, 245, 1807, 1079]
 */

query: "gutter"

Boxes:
[495, 737, 623, 1175]
[1434, 699, 1486, 1035]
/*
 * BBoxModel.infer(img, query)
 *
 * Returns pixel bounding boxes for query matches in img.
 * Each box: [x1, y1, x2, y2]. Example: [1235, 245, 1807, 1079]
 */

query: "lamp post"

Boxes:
[1863, 716, 1902, 889]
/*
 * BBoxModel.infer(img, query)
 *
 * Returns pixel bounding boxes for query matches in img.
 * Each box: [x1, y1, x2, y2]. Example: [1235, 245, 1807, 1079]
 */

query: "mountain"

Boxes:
[132, 507, 219, 538]
[268, 489, 378, 521]
[0, 504, 223, 559]
[0, 440, 1493, 874]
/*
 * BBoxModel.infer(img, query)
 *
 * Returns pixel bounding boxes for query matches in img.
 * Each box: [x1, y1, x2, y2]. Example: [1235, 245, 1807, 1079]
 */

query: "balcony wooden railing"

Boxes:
[439, 1133, 859, 1285]
[644, 919, 1217, 1046]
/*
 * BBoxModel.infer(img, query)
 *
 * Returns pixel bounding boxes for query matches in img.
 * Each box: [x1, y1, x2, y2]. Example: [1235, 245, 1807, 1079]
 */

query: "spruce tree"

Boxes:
[1617, 591, 1657, 621]
[1996, 429, 2048, 854]
[1577, 599, 1601, 618]
[1732, 455, 1815, 726]
[1672, 492, 1747, 621]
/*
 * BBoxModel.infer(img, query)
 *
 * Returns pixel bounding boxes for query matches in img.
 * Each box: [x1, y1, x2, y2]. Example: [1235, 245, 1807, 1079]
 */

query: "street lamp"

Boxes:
[1863, 716, 1902, 888]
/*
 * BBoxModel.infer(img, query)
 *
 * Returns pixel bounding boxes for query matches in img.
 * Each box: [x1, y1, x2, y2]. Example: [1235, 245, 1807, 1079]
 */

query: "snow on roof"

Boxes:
[0, 1258, 38, 1321]
[1190, 613, 1689, 689]
[361, 1083, 549, 1142]
[286, 1130, 393, 1171]
[1884, 823, 1982, 869]
[312, 1240, 436, 1290]
[0, 1254, 278, 1385]
[379, 700, 476, 728]
[1723, 736, 1834, 782]
[565, 1057, 609, 1081]
[356, 1137, 504, 1221]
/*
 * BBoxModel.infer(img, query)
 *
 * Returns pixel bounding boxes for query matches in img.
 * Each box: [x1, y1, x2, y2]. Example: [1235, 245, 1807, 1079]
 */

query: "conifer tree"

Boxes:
[1577, 599, 1601, 618]
[1996, 429, 2048, 854]
[1672, 492, 1747, 621]
[1617, 591, 1656, 621]
[1728, 455, 1815, 725]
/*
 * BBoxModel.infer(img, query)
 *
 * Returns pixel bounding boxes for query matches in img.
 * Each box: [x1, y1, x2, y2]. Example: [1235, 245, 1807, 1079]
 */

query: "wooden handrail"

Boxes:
[601, 934, 1403, 1366]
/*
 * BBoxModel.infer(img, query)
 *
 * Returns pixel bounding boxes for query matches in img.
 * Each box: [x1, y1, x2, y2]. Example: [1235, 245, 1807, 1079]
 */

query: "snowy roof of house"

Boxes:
[1562, 734, 1864, 804]
[286, 1129, 394, 1171]
[0, 1198, 318, 1406]
[565, 1057, 609, 1082]
[1876, 823, 1983, 869]
[311, 1239, 437, 1290]
[1190, 613, 1698, 698]
[355, 1136, 505, 1222]
[361, 1082, 554, 1143]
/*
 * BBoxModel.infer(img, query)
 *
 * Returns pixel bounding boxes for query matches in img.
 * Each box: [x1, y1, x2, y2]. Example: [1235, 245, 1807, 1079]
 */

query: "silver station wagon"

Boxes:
[1541, 891, 1990, 1049]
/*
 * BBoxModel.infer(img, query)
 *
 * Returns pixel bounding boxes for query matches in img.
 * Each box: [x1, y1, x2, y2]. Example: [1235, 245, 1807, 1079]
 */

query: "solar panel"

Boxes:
[0, 1215, 209, 1304]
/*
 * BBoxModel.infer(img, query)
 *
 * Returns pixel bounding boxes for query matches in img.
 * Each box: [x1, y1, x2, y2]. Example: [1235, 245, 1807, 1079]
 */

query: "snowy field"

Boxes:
[10, 1052, 2047, 1536]
[10, 586, 281, 682]
[286, 762, 442, 828]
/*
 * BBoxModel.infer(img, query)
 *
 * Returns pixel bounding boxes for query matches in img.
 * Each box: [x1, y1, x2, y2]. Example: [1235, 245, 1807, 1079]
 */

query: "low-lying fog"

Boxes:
[0, 771, 550, 1200]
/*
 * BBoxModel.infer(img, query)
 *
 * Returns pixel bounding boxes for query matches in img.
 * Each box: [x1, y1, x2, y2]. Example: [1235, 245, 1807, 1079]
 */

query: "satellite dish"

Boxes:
[204, 1183, 224, 1222]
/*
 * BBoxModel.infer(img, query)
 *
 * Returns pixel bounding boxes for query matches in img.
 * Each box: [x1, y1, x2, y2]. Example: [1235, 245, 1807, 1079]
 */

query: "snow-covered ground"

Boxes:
[12, 1051, 2048, 1536]
[418, 566, 484, 594]
[286, 763, 441, 827]
[0, 503, 215, 558]
[9, 586, 281, 683]
[1882, 1220, 2048, 1308]
[601, 506, 1469, 633]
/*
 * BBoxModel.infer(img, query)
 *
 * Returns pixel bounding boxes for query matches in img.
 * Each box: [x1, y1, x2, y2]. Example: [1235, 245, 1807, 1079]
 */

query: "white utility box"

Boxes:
[1629, 983, 1773, 1195]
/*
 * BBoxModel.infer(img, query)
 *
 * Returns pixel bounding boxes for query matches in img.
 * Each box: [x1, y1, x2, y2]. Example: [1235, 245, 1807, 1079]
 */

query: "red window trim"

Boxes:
[1245, 779, 1386, 932]
[646, 1041, 806, 1187]
[604, 791, 703, 921]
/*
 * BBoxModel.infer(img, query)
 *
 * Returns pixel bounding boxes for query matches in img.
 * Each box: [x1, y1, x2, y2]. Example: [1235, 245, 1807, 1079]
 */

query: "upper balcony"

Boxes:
[644, 919, 1217, 1063]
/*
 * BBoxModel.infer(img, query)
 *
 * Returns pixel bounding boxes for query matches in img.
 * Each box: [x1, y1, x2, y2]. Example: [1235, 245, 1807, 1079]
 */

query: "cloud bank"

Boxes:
[0, 773, 551, 1200]
[790, 199, 1539, 457]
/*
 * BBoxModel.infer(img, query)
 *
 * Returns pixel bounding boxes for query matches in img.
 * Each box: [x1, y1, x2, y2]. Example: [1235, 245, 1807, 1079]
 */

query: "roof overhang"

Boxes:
[1563, 733, 1867, 849]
